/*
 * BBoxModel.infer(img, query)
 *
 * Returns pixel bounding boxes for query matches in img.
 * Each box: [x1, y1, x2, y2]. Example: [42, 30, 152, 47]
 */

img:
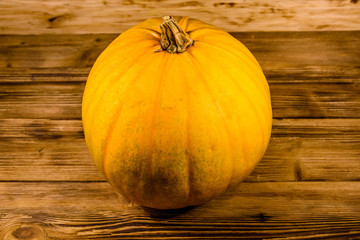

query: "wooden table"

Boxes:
[0, 31, 359, 239]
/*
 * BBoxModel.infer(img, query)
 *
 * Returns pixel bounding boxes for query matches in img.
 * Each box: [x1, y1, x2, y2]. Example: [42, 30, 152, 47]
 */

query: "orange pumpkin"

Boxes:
[82, 16, 272, 209]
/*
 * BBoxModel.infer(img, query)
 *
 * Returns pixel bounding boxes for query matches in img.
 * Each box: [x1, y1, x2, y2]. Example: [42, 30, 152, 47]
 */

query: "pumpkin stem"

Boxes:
[159, 16, 194, 54]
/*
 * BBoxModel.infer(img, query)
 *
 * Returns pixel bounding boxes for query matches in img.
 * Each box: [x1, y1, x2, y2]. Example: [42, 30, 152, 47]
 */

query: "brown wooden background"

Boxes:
[1, 0, 360, 33]
[1, 0, 360, 239]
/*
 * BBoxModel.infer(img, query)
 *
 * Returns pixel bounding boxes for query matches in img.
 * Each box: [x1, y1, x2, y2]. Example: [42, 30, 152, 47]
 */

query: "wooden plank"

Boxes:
[0, 33, 359, 181]
[0, 118, 359, 182]
[1, 79, 359, 119]
[0, 32, 359, 239]
[1, 65, 359, 83]
[0, 182, 360, 239]
[1, 32, 360, 69]
[0, 34, 116, 68]
[1, 0, 360, 34]
[236, 31, 360, 70]
[270, 82, 360, 118]
[0, 67, 89, 83]
[1, 33, 359, 119]
[0, 80, 84, 119]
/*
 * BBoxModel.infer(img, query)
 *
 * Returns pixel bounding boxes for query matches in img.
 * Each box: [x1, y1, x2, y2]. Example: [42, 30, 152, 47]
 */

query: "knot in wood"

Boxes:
[10, 225, 46, 240]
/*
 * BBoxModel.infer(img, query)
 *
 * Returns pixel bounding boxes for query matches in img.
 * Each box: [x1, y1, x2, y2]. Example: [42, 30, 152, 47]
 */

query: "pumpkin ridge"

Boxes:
[84, 57, 140, 125]
[183, 53, 193, 204]
[223, 51, 270, 152]
[196, 41, 272, 125]
[145, 53, 170, 207]
[102, 104, 124, 180]
[191, 32, 261, 70]
[83, 33, 162, 111]
[178, 16, 190, 32]
[199, 48, 267, 155]
[185, 52, 234, 197]
[198, 47, 269, 165]
[85, 62, 146, 171]
[127, 27, 160, 39]
[216, 100, 234, 191]
[195, 37, 260, 70]
[187, 48, 268, 188]
[101, 53, 160, 181]
[84, 45, 157, 139]
[194, 40, 269, 102]
[83, 43, 158, 121]
[84, 70, 118, 130]
[227, 72, 266, 160]
[147, 55, 166, 176]
[84, 44, 128, 108]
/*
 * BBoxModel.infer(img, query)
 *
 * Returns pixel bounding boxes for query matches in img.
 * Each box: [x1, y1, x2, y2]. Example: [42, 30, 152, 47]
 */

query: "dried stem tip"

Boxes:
[160, 16, 194, 54]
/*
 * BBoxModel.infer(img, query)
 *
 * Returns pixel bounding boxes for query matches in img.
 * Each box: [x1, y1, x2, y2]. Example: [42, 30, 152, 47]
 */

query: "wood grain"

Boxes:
[0, 31, 359, 239]
[1, 32, 360, 69]
[1, 182, 360, 239]
[1, 32, 359, 119]
[1, 80, 359, 119]
[1, 118, 359, 182]
[1, 0, 360, 34]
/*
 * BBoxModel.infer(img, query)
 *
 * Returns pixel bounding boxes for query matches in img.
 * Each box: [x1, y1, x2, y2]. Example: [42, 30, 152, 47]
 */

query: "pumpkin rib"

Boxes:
[102, 103, 124, 180]
[84, 45, 158, 152]
[211, 41, 270, 103]
[83, 42, 135, 111]
[185, 52, 234, 197]
[84, 58, 133, 122]
[194, 42, 270, 115]
[196, 38, 259, 70]
[183, 53, 193, 205]
[134, 17, 163, 33]
[148, 53, 168, 177]
[195, 41, 271, 135]
[84, 69, 118, 128]
[224, 68, 266, 161]
[192, 49, 257, 189]
[144, 52, 170, 207]
[194, 40, 270, 103]
[83, 41, 159, 121]
[83, 35, 161, 114]
[209, 49, 268, 162]
[187, 48, 266, 188]
[220, 51, 270, 155]
[85, 65, 139, 167]
[127, 27, 160, 39]
[188, 28, 260, 69]
[101, 53, 161, 181]
[215, 101, 235, 191]
[197, 47, 267, 156]
[178, 16, 190, 31]
[84, 68, 120, 172]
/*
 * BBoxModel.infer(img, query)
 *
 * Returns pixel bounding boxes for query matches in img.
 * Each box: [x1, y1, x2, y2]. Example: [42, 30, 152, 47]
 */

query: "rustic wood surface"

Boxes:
[0, 31, 360, 239]
[1, 0, 360, 34]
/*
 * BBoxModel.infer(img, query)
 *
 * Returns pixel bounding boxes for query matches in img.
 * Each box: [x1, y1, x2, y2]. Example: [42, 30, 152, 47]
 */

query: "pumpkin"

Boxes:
[82, 16, 272, 210]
